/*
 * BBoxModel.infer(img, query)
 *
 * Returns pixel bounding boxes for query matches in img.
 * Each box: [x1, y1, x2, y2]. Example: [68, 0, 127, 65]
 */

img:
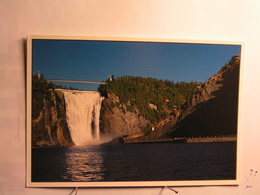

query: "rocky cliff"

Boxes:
[98, 76, 198, 140]
[174, 56, 240, 137]
[100, 93, 150, 139]
[164, 56, 239, 138]
[32, 83, 74, 147]
[141, 56, 240, 140]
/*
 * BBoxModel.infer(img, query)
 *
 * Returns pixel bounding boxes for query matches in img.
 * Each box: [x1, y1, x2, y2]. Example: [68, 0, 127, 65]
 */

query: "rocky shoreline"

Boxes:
[107, 135, 237, 144]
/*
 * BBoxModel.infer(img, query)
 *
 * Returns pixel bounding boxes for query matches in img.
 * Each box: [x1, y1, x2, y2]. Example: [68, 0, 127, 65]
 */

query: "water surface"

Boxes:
[32, 142, 236, 182]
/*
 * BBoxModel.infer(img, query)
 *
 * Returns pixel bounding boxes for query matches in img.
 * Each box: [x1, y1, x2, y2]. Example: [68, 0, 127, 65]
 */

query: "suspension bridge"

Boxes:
[47, 79, 106, 85]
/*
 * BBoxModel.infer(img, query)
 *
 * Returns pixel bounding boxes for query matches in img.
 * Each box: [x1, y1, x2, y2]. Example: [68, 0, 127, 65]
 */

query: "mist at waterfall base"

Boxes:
[32, 90, 236, 182]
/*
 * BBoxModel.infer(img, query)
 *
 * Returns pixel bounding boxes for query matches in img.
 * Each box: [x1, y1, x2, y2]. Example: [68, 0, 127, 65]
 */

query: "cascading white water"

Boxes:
[61, 90, 104, 146]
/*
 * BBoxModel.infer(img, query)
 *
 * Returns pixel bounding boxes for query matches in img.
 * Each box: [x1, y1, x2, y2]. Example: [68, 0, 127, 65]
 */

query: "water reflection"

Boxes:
[32, 142, 236, 182]
[62, 145, 105, 181]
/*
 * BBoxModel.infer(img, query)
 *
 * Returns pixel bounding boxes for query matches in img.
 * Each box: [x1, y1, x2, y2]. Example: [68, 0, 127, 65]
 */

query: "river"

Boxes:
[32, 142, 236, 182]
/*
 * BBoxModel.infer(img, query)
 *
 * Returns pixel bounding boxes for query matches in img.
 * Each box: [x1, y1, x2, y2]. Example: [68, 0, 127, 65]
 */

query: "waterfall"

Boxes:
[61, 90, 104, 146]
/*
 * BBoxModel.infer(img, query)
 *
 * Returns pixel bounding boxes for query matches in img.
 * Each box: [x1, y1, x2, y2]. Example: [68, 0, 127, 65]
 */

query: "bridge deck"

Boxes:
[47, 79, 106, 85]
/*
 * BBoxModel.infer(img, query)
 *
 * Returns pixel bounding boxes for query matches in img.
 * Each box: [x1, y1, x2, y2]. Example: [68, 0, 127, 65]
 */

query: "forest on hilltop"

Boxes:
[32, 74, 58, 120]
[98, 76, 200, 126]
[32, 74, 80, 120]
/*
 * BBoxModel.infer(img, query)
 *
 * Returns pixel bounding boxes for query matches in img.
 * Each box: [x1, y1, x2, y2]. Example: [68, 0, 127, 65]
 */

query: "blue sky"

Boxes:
[32, 39, 241, 90]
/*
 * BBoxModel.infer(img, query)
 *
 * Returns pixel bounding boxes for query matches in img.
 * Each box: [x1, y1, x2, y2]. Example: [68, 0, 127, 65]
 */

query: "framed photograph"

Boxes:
[26, 35, 242, 187]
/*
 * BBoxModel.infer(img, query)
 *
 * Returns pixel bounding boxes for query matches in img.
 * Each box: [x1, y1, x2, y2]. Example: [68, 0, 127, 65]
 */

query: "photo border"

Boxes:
[26, 35, 243, 187]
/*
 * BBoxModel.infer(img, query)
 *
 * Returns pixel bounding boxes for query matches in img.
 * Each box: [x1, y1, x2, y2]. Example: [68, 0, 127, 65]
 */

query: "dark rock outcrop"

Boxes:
[32, 90, 74, 147]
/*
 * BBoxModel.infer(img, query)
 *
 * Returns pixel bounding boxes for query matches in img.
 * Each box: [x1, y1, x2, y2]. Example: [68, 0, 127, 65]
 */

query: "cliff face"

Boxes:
[100, 93, 150, 139]
[32, 90, 74, 147]
[146, 56, 240, 140]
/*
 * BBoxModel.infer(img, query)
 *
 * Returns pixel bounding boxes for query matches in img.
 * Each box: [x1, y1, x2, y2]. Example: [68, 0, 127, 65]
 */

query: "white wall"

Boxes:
[1, 0, 260, 194]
